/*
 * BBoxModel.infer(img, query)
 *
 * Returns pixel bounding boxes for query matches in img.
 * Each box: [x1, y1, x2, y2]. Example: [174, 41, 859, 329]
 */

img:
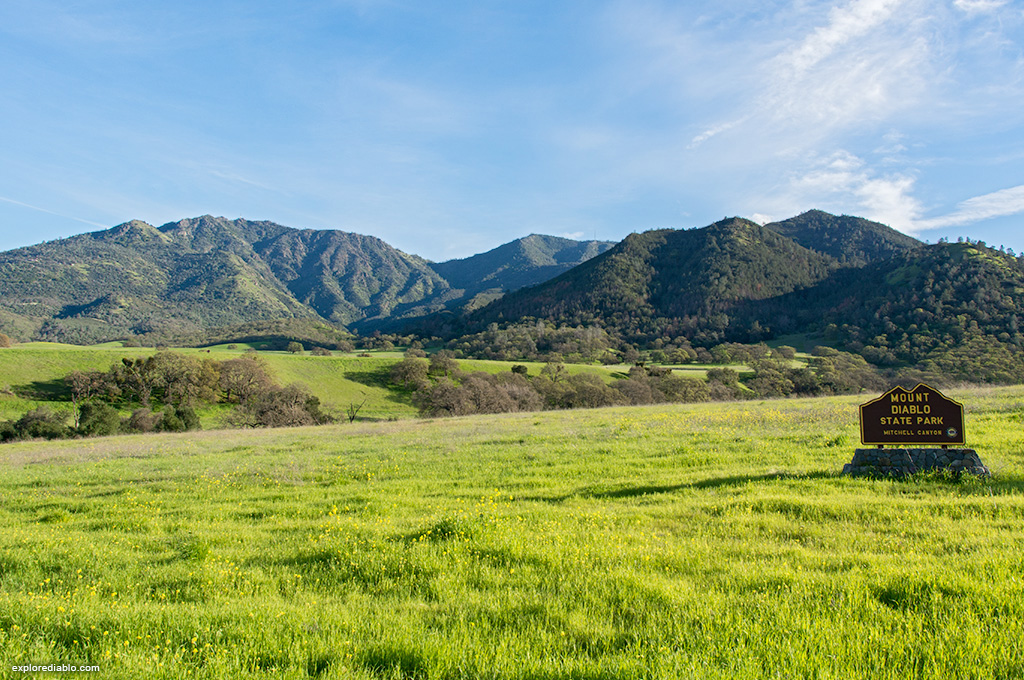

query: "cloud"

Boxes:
[777, 0, 905, 76]
[953, 0, 1008, 15]
[689, 117, 749, 149]
[753, 151, 923, 233]
[0, 196, 108, 229]
[915, 185, 1024, 229]
[758, 0, 934, 138]
[759, 157, 1024, 238]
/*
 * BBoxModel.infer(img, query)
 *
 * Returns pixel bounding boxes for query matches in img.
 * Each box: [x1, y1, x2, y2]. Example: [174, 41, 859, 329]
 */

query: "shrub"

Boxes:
[428, 351, 459, 378]
[657, 374, 711, 403]
[160, 409, 186, 432]
[15, 407, 69, 440]
[414, 379, 471, 417]
[232, 384, 334, 428]
[0, 420, 18, 442]
[390, 358, 429, 391]
[706, 368, 739, 386]
[173, 404, 201, 431]
[78, 402, 121, 437]
[125, 408, 161, 433]
[220, 356, 274, 404]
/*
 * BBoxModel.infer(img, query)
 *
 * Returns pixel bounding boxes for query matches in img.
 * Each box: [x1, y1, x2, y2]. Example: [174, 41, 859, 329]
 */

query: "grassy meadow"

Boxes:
[1, 386, 1023, 678]
[0, 343, 753, 425]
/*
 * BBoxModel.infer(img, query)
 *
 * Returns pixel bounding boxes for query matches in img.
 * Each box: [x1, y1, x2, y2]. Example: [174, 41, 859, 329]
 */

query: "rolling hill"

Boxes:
[462, 217, 840, 340]
[0, 216, 612, 343]
[763, 209, 922, 264]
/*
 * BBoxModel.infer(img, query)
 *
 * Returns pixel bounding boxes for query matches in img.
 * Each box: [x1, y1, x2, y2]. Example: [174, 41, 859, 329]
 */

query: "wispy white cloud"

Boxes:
[953, 0, 1008, 16]
[759, 158, 1024, 238]
[0, 196, 108, 229]
[689, 116, 750, 149]
[915, 185, 1024, 229]
[757, 0, 935, 140]
[777, 0, 904, 76]
[746, 151, 921, 231]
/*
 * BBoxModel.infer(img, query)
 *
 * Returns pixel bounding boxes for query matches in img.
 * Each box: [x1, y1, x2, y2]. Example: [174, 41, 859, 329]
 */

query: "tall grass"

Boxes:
[0, 387, 1022, 678]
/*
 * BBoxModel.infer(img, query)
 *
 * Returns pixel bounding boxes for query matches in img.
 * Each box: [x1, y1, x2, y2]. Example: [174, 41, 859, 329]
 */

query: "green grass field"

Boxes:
[1, 386, 1022, 678]
[0, 343, 743, 425]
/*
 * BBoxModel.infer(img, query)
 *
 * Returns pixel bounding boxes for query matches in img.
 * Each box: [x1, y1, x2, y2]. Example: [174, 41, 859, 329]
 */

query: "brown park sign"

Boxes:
[860, 383, 965, 446]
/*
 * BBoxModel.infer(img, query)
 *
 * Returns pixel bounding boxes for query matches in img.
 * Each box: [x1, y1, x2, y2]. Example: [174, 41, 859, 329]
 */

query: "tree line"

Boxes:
[0, 351, 332, 443]
[390, 345, 887, 418]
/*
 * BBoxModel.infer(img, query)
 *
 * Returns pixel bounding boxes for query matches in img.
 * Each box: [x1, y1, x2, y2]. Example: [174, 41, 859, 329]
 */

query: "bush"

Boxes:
[220, 356, 274, 404]
[0, 420, 18, 442]
[173, 404, 201, 431]
[78, 402, 121, 437]
[428, 351, 459, 378]
[390, 358, 430, 391]
[125, 408, 161, 433]
[414, 379, 471, 417]
[15, 407, 69, 440]
[706, 368, 739, 385]
[658, 374, 711, 403]
[232, 384, 334, 428]
[160, 409, 186, 432]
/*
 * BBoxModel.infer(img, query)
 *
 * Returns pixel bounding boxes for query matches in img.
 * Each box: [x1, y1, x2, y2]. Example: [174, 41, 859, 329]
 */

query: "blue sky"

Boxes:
[1, 0, 1022, 261]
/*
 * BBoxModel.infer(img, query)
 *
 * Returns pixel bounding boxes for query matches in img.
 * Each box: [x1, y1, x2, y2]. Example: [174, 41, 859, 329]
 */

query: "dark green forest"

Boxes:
[1, 211, 1022, 387]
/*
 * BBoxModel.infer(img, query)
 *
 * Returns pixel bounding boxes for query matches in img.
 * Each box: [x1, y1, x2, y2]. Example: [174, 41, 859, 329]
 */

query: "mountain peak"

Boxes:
[764, 210, 921, 265]
[96, 220, 170, 245]
[429, 234, 614, 299]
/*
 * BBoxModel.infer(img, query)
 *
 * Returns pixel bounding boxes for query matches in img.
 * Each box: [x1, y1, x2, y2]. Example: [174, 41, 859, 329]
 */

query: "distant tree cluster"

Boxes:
[391, 355, 712, 418]
[0, 351, 332, 443]
[731, 242, 1024, 384]
[437, 319, 709, 366]
[390, 342, 891, 419]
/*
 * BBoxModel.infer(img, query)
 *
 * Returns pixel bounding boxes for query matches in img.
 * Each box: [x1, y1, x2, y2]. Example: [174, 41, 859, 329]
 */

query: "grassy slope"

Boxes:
[1, 344, 697, 424]
[0, 387, 1022, 679]
[0, 344, 420, 423]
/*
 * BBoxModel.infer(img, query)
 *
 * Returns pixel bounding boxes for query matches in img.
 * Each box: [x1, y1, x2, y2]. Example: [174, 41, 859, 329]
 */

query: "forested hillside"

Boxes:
[732, 240, 1024, 382]
[430, 234, 613, 310]
[764, 210, 922, 264]
[460, 218, 838, 341]
[0, 217, 609, 343]
[2, 210, 1022, 386]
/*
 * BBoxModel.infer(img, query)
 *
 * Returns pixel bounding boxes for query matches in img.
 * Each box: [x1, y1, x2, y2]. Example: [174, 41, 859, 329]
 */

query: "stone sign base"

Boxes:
[842, 448, 990, 478]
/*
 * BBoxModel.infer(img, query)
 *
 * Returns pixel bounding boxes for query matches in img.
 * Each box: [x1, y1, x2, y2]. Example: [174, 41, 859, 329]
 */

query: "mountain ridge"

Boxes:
[8, 207, 1019, 384]
[0, 215, 614, 343]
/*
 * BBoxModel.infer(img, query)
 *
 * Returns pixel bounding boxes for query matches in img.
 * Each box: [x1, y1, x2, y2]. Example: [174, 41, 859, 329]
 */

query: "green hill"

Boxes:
[466, 218, 837, 341]
[733, 240, 1024, 381]
[764, 209, 922, 265]
[430, 234, 613, 308]
[0, 217, 614, 343]
[250, 226, 454, 328]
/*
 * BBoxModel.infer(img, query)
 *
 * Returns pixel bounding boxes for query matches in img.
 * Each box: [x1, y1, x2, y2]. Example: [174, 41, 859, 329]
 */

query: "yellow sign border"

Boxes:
[859, 382, 966, 446]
